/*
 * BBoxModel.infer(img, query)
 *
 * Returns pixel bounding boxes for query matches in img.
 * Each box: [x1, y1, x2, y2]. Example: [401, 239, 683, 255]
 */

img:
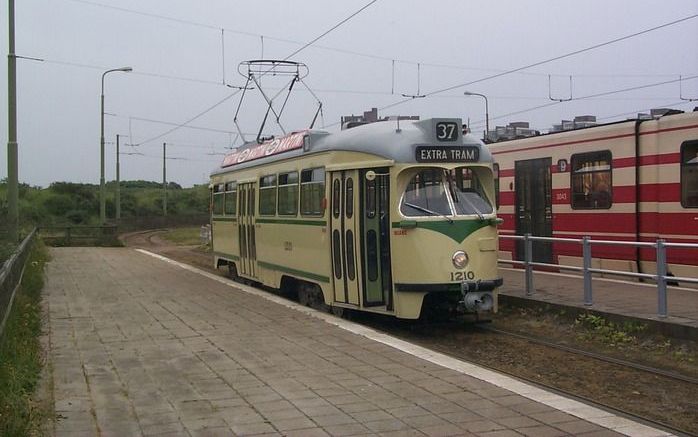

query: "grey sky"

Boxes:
[2, 0, 697, 187]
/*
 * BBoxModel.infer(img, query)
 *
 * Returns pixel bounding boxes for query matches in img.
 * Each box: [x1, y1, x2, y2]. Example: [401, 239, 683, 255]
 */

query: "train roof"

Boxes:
[211, 118, 493, 176]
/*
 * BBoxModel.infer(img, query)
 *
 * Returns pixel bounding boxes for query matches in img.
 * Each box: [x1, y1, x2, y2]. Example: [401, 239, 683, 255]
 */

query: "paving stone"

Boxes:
[41, 249, 656, 437]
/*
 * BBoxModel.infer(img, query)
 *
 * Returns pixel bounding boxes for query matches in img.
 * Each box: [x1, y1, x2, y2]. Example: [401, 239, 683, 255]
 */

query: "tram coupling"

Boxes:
[458, 278, 502, 312]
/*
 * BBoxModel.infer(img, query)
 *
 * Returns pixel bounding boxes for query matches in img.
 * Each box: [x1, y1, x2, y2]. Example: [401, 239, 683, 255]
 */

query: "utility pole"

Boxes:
[162, 142, 167, 216]
[7, 0, 19, 242]
[115, 134, 120, 221]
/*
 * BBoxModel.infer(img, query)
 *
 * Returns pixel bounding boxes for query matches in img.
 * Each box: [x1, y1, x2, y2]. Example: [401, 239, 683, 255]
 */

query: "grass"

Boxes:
[0, 240, 50, 437]
[159, 226, 206, 246]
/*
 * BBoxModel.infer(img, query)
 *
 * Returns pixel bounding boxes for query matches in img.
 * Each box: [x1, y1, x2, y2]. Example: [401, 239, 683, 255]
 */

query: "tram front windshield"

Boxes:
[400, 167, 493, 218]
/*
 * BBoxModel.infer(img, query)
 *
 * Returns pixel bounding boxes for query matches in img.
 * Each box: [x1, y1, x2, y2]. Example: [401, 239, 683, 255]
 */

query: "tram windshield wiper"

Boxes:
[403, 202, 453, 224]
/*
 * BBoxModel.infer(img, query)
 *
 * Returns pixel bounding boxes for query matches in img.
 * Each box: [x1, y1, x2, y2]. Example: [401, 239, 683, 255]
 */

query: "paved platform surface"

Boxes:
[498, 268, 698, 330]
[44, 248, 668, 437]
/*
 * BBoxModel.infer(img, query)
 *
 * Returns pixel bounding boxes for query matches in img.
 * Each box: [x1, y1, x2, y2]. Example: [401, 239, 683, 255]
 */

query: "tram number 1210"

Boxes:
[450, 271, 475, 281]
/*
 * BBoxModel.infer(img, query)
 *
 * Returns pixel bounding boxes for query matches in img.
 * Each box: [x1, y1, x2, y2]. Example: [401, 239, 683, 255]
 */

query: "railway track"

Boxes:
[477, 325, 698, 386]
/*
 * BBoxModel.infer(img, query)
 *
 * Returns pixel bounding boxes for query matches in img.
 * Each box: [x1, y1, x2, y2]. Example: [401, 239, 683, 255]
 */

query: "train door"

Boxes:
[514, 158, 553, 263]
[330, 171, 361, 306]
[360, 168, 393, 310]
[237, 182, 258, 278]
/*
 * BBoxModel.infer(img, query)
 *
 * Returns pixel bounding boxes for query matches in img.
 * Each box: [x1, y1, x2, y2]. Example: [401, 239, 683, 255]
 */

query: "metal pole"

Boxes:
[582, 236, 592, 306]
[100, 78, 105, 224]
[656, 239, 668, 318]
[7, 0, 19, 242]
[464, 91, 489, 142]
[524, 233, 534, 296]
[99, 67, 131, 225]
[163, 142, 167, 216]
[115, 134, 120, 221]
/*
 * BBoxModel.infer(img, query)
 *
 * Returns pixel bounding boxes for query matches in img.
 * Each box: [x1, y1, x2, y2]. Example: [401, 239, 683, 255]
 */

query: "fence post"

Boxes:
[656, 239, 668, 318]
[582, 236, 592, 306]
[524, 233, 534, 296]
[66, 227, 72, 246]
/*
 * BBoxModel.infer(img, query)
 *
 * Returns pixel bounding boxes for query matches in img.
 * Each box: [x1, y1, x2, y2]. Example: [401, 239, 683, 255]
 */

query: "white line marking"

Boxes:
[135, 249, 674, 437]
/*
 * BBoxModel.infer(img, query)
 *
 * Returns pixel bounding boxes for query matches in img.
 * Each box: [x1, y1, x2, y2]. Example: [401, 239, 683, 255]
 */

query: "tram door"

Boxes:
[237, 182, 258, 278]
[514, 158, 553, 263]
[330, 171, 360, 306]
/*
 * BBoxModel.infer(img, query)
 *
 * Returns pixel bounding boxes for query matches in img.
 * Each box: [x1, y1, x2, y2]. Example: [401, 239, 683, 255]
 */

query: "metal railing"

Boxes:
[38, 225, 119, 246]
[499, 234, 698, 318]
[0, 229, 37, 338]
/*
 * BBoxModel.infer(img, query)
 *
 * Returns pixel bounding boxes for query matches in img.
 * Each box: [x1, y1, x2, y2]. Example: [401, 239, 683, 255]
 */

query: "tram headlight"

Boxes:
[452, 250, 469, 269]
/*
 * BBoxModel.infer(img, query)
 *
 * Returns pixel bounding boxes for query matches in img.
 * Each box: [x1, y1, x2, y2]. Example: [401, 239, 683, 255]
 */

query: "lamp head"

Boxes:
[120, 67, 133, 72]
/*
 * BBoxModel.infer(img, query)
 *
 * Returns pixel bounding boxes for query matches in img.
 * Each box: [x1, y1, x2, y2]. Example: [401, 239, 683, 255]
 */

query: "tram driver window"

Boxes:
[400, 169, 451, 217]
[571, 151, 612, 209]
[259, 175, 277, 215]
[212, 184, 224, 215]
[681, 140, 698, 207]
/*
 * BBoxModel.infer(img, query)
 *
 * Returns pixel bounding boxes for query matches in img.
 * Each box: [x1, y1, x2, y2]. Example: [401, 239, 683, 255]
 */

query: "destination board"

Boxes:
[415, 145, 479, 163]
[221, 131, 306, 167]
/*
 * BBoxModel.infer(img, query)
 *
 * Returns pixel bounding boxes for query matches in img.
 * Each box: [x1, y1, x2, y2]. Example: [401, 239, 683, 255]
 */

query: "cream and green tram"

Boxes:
[210, 118, 502, 319]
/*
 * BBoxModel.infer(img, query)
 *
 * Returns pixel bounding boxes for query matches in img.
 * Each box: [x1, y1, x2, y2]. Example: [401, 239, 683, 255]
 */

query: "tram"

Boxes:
[489, 109, 698, 279]
[210, 118, 502, 319]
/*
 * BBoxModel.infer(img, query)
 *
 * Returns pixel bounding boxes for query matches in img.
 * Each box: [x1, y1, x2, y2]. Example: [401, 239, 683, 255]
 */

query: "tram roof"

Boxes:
[211, 118, 493, 176]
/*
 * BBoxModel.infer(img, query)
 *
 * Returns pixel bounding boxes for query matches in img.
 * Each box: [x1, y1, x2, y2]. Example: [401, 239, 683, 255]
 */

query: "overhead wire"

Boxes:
[375, 13, 698, 113]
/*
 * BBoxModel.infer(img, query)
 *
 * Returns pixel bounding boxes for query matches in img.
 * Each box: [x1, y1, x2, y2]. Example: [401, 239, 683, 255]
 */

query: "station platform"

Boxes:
[497, 268, 698, 338]
[43, 247, 672, 437]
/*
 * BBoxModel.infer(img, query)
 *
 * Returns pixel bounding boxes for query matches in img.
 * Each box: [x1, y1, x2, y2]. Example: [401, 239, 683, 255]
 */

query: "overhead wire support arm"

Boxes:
[679, 75, 697, 102]
[548, 74, 573, 102]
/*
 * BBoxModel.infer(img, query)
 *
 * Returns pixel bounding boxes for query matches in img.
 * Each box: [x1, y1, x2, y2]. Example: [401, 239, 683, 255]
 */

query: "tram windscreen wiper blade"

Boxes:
[403, 202, 453, 224]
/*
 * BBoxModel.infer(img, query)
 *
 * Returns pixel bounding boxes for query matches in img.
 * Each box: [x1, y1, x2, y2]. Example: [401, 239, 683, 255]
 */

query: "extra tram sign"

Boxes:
[415, 145, 480, 163]
[221, 131, 307, 168]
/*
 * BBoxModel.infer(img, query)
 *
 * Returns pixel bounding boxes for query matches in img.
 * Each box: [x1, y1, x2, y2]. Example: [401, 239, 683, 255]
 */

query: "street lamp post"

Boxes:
[7, 0, 18, 242]
[115, 134, 121, 221]
[100, 66, 131, 224]
[464, 91, 489, 142]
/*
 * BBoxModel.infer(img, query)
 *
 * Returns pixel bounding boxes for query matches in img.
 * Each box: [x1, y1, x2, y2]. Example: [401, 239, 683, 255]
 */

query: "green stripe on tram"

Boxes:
[391, 219, 489, 243]
[257, 261, 330, 283]
[256, 218, 327, 226]
[212, 217, 237, 222]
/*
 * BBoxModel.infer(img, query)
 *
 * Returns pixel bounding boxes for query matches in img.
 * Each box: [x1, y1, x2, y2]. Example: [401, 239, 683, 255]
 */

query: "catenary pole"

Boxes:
[116, 134, 120, 220]
[7, 0, 19, 242]
[163, 142, 167, 216]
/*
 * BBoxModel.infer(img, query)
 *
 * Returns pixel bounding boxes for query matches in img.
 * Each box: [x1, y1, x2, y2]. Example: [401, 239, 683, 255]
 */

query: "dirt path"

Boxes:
[120, 229, 215, 272]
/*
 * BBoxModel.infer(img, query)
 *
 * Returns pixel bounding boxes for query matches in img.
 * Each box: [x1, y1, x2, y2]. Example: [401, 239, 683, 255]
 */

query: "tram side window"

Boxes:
[571, 151, 612, 209]
[224, 182, 237, 215]
[300, 168, 325, 216]
[212, 184, 225, 215]
[681, 140, 698, 207]
[278, 171, 299, 216]
[259, 175, 277, 215]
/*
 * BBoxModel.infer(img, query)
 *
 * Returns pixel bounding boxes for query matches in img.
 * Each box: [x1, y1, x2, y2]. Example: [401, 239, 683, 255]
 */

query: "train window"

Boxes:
[224, 182, 237, 215]
[366, 179, 376, 218]
[213, 183, 224, 215]
[277, 172, 299, 216]
[571, 151, 612, 209]
[681, 140, 698, 208]
[448, 167, 494, 216]
[300, 168, 325, 216]
[346, 178, 354, 218]
[346, 230, 355, 280]
[332, 179, 341, 219]
[493, 163, 500, 209]
[259, 175, 277, 215]
[400, 169, 451, 217]
[332, 230, 342, 279]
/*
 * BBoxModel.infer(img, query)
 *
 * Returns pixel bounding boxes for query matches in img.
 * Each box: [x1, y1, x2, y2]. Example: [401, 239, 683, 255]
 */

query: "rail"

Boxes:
[498, 233, 698, 318]
[0, 229, 37, 338]
[38, 225, 119, 247]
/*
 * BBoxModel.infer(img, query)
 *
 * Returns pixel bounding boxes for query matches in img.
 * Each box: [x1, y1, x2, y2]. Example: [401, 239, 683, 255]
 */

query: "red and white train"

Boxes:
[489, 109, 698, 279]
